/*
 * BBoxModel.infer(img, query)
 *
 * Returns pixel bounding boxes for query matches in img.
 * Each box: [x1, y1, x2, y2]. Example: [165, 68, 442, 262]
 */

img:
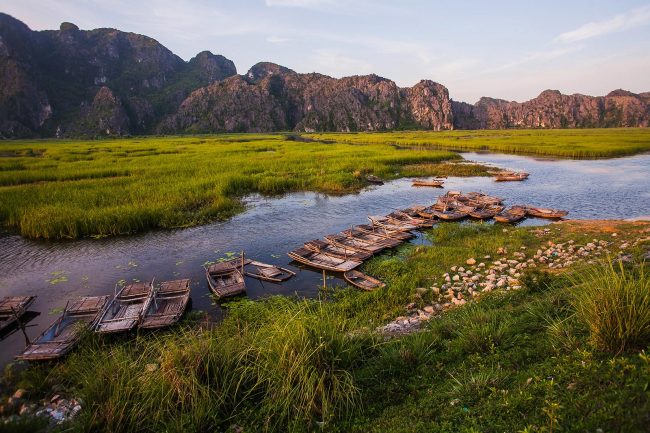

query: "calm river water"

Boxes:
[1, 151, 649, 366]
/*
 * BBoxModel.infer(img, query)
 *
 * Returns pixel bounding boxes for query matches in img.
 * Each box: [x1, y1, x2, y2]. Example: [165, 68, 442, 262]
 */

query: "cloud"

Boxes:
[480, 45, 583, 75]
[265, 0, 337, 8]
[555, 5, 650, 43]
[266, 35, 291, 43]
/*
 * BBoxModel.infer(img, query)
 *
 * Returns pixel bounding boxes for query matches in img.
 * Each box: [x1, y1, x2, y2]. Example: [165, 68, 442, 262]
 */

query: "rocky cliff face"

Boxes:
[0, 13, 648, 137]
[159, 65, 454, 133]
[452, 89, 650, 129]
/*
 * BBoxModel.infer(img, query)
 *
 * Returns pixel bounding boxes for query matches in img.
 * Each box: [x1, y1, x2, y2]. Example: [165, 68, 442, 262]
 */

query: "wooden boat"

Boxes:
[341, 228, 402, 248]
[96, 282, 154, 334]
[354, 224, 414, 241]
[460, 192, 503, 206]
[495, 171, 529, 182]
[494, 206, 527, 223]
[365, 174, 384, 185]
[140, 279, 191, 329]
[206, 261, 246, 299]
[304, 239, 372, 261]
[429, 208, 468, 221]
[468, 205, 504, 220]
[368, 215, 417, 232]
[324, 233, 386, 254]
[344, 270, 386, 291]
[244, 261, 296, 283]
[17, 296, 108, 360]
[450, 202, 476, 214]
[0, 296, 37, 333]
[525, 207, 569, 219]
[412, 179, 444, 188]
[288, 247, 362, 272]
[387, 211, 435, 228]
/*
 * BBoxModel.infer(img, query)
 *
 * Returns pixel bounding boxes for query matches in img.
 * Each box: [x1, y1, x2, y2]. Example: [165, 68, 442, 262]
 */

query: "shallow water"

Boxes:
[1, 151, 649, 366]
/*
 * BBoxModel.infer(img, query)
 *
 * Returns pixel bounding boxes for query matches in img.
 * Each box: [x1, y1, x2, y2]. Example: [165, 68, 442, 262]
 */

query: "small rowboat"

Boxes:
[304, 239, 372, 261]
[140, 279, 191, 329]
[354, 224, 414, 241]
[429, 208, 468, 221]
[494, 206, 527, 223]
[460, 192, 503, 205]
[17, 296, 108, 360]
[412, 179, 444, 188]
[387, 211, 435, 228]
[96, 282, 154, 334]
[244, 261, 296, 283]
[288, 247, 361, 272]
[0, 296, 36, 333]
[368, 215, 417, 232]
[344, 270, 386, 291]
[450, 202, 476, 214]
[366, 174, 384, 185]
[469, 205, 504, 220]
[494, 171, 529, 182]
[206, 261, 246, 300]
[525, 207, 568, 219]
[324, 233, 385, 254]
[341, 228, 402, 248]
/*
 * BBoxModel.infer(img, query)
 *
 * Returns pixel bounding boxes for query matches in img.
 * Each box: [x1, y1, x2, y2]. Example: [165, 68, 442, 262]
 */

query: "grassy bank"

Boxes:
[0, 134, 478, 240]
[307, 128, 650, 158]
[2, 220, 648, 432]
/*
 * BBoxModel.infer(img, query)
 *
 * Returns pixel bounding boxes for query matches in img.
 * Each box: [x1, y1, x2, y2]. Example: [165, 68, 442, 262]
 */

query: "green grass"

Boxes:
[0, 134, 468, 239]
[307, 128, 650, 158]
[3, 221, 649, 432]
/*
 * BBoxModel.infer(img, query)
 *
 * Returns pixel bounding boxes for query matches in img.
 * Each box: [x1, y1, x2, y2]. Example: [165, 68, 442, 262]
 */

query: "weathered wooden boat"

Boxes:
[451, 202, 476, 214]
[387, 211, 435, 228]
[206, 261, 246, 300]
[368, 215, 417, 232]
[304, 239, 372, 261]
[341, 228, 402, 248]
[365, 174, 384, 185]
[288, 247, 362, 272]
[17, 296, 108, 360]
[461, 192, 503, 205]
[525, 207, 569, 219]
[354, 224, 414, 241]
[324, 233, 386, 254]
[429, 208, 468, 221]
[244, 261, 296, 283]
[96, 282, 154, 334]
[412, 179, 444, 188]
[468, 205, 505, 220]
[140, 279, 191, 329]
[0, 296, 37, 333]
[494, 206, 527, 223]
[344, 270, 386, 291]
[494, 171, 529, 182]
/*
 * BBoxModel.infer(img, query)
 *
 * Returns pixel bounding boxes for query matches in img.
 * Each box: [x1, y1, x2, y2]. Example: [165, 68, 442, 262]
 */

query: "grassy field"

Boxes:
[307, 128, 650, 158]
[2, 221, 648, 432]
[0, 134, 475, 240]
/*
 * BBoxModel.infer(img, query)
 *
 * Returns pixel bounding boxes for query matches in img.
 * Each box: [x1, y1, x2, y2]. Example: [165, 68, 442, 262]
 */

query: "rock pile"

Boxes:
[1, 388, 82, 426]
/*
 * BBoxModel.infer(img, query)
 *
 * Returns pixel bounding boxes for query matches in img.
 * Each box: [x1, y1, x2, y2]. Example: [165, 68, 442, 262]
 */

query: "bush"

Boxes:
[571, 261, 650, 353]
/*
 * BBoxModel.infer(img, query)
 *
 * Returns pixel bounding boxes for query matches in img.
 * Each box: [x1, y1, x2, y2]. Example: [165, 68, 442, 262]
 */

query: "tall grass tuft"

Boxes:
[570, 261, 650, 353]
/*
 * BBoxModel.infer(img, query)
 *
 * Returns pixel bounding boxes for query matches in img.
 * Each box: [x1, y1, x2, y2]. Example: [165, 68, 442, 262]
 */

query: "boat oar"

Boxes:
[53, 300, 70, 338]
[10, 306, 30, 346]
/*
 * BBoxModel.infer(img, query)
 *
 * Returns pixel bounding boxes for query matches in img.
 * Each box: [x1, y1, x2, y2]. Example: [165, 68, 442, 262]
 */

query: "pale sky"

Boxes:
[2, 0, 650, 103]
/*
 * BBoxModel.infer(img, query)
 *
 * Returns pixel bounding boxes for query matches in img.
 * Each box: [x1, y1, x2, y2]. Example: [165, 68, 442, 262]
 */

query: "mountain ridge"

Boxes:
[0, 14, 647, 138]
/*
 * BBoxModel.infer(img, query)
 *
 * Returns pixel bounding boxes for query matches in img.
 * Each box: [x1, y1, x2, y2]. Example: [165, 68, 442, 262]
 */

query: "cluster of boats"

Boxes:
[286, 191, 568, 287]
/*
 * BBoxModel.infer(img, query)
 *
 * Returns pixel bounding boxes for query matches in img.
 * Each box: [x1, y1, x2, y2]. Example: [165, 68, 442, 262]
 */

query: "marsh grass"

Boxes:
[570, 261, 650, 353]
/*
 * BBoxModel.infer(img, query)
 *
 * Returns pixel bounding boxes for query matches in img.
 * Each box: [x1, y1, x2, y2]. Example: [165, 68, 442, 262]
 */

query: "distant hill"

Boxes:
[0, 13, 648, 137]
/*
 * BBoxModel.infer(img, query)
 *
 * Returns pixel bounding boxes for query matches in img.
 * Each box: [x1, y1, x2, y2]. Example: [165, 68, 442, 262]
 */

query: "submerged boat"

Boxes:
[366, 174, 384, 185]
[525, 207, 569, 219]
[17, 296, 108, 360]
[344, 270, 386, 291]
[96, 282, 154, 334]
[368, 215, 417, 232]
[288, 247, 362, 272]
[495, 171, 529, 182]
[469, 205, 505, 220]
[244, 261, 296, 283]
[0, 296, 36, 333]
[304, 239, 372, 261]
[140, 279, 191, 329]
[340, 228, 402, 248]
[354, 224, 414, 241]
[494, 206, 527, 223]
[412, 179, 444, 188]
[206, 261, 246, 299]
[324, 233, 386, 254]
